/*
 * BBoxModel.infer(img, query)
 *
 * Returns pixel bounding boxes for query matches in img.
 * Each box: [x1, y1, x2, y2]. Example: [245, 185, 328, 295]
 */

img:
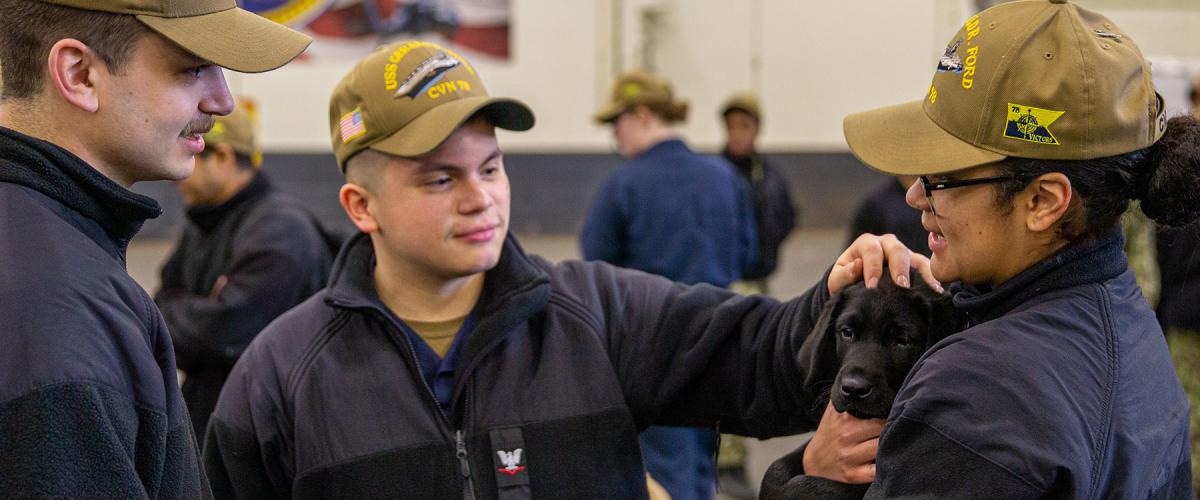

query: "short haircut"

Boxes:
[344, 149, 390, 194]
[0, 0, 151, 99]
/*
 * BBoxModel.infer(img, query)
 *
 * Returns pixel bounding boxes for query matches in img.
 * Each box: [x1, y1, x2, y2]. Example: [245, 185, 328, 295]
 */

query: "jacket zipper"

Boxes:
[376, 311, 475, 499]
[456, 429, 475, 500]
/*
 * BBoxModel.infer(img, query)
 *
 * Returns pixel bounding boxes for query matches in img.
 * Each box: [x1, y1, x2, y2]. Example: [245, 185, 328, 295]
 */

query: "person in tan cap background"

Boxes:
[720, 92, 798, 296]
[764, 0, 1200, 497]
[582, 71, 758, 500]
[0, 0, 308, 496]
[204, 40, 932, 498]
[154, 99, 334, 447]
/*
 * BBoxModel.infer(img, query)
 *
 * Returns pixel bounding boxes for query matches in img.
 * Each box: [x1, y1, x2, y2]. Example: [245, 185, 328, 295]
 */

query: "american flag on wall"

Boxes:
[340, 108, 366, 143]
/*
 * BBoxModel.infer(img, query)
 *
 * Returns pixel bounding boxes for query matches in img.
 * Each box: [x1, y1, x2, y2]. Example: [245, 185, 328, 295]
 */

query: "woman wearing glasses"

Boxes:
[781, 0, 1200, 498]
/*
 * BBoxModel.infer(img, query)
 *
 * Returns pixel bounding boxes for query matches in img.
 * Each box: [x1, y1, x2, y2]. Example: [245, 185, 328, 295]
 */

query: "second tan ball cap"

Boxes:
[844, 0, 1167, 176]
[720, 92, 761, 123]
[39, 0, 311, 73]
[204, 99, 262, 167]
[329, 40, 535, 172]
[594, 70, 688, 124]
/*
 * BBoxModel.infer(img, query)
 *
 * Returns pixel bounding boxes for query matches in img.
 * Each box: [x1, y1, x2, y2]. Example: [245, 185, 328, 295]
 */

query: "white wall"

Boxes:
[231, 0, 1200, 154]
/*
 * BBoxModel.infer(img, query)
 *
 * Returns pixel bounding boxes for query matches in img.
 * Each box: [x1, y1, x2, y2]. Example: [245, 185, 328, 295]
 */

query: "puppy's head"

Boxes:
[797, 273, 957, 420]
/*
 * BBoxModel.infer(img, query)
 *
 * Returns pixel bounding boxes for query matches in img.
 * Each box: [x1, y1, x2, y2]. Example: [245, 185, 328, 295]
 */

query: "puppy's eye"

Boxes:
[839, 327, 854, 340]
[894, 336, 912, 348]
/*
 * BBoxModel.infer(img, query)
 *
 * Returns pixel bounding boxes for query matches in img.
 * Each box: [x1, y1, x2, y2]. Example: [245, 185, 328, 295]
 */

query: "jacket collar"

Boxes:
[325, 231, 551, 343]
[185, 172, 272, 233]
[0, 126, 161, 257]
[951, 227, 1128, 323]
[636, 138, 689, 160]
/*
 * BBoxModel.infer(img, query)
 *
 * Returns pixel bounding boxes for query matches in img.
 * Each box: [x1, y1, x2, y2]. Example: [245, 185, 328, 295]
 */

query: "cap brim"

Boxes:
[369, 96, 535, 158]
[593, 101, 626, 124]
[138, 8, 312, 73]
[843, 100, 1005, 176]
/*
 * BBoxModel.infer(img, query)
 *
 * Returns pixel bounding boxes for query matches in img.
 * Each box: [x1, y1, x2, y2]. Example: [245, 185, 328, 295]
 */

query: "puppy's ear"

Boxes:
[797, 291, 845, 395]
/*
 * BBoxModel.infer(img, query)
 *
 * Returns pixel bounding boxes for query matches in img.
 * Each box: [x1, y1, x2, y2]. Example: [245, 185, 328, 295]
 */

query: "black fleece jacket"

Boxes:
[0, 127, 210, 498]
[205, 232, 829, 499]
[155, 172, 331, 443]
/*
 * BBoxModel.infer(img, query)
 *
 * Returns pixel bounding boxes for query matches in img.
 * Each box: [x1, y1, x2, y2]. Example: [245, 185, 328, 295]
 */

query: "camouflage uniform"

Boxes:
[1167, 327, 1200, 496]
[1135, 189, 1199, 495]
[1122, 201, 1159, 307]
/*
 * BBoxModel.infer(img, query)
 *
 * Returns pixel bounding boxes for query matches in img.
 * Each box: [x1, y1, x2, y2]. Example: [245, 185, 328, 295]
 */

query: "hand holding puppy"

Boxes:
[803, 401, 884, 484]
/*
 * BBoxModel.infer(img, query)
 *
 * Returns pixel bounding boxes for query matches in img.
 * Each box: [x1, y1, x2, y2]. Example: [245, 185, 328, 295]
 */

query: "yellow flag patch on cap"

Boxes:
[1004, 103, 1065, 145]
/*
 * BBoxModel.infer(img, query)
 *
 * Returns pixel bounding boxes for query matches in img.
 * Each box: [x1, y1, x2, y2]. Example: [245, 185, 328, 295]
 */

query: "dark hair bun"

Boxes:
[1140, 115, 1200, 227]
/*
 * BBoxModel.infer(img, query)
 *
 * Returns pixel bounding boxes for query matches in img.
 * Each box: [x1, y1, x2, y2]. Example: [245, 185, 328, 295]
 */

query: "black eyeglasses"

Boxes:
[919, 175, 1014, 215]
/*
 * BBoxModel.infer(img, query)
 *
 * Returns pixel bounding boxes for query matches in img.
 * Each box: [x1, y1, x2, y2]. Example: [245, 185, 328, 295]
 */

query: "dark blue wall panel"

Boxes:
[131, 151, 891, 240]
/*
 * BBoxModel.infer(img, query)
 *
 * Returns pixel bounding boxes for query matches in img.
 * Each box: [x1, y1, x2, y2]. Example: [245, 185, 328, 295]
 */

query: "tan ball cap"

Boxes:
[204, 98, 262, 167]
[844, 0, 1167, 176]
[329, 40, 535, 172]
[39, 0, 311, 73]
[721, 92, 762, 123]
[594, 70, 687, 124]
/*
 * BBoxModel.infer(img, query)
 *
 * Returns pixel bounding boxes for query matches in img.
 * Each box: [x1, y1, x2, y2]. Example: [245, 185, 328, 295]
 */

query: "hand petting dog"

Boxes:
[830, 233, 942, 295]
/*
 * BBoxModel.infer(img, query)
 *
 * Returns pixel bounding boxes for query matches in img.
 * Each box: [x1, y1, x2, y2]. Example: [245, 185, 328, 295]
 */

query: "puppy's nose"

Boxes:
[840, 376, 874, 400]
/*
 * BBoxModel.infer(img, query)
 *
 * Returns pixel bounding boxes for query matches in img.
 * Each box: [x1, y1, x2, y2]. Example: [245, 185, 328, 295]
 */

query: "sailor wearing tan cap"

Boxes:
[765, 0, 1200, 497]
[0, 1, 308, 496]
[204, 40, 932, 498]
[585, 70, 759, 500]
[154, 99, 334, 448]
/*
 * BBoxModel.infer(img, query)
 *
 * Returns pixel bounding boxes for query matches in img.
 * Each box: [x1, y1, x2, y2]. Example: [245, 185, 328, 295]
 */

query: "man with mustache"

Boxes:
[155, 99, 334, 444]
[0, 0, 309, 496]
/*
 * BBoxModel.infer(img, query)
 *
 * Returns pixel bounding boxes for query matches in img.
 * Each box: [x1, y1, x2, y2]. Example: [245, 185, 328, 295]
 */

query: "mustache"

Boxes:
[181, 115, 216, 137]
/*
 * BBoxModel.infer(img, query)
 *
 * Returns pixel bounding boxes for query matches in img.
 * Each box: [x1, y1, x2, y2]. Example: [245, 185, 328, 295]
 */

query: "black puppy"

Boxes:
[760, 273, 958, 499]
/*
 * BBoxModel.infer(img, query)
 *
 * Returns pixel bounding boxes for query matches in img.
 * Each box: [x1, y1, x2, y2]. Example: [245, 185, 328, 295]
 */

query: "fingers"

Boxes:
[830, 409, 881, 485]
[210, 275, 229, 298]
[804, 402, 884, 484]
[836, 233, 913, 291]
[842, 461, 877, 485]
[836, 438, 878, 484]
[879, 235, 911, 288]
[841, 436, 879, 466]
[853, 235, 885, 289]
[911, 254, 944, 293]
[830, 409, 884, 443]
[827, 257, 862, 295]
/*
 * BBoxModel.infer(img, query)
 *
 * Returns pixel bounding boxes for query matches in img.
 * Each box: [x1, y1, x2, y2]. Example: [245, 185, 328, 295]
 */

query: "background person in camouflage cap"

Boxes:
[0, 0, 308, 496]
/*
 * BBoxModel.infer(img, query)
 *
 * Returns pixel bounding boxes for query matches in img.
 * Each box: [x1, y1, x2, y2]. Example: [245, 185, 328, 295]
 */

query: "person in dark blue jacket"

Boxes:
[0, 1, 309, 497]
[583, 70, 758, 500]
[783, 0, 1197, 497]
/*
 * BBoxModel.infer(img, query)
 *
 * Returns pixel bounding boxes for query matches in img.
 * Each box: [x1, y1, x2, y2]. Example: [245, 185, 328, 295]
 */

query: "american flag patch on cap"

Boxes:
[340, 108, 366, 143]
